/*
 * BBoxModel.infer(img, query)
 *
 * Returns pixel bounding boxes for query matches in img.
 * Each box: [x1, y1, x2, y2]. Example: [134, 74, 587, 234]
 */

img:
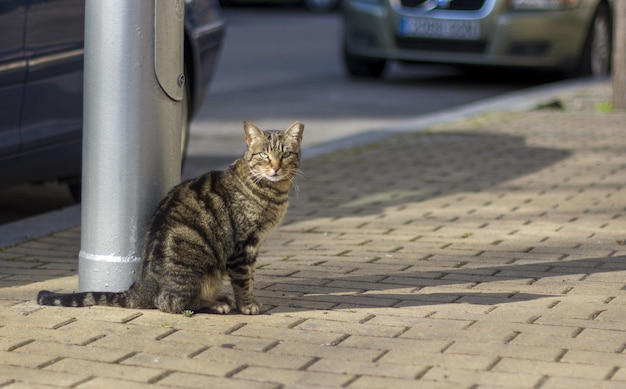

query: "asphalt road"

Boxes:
[0, 7, 555, 226]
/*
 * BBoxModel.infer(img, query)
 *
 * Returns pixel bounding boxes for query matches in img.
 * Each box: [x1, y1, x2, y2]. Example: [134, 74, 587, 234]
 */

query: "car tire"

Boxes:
[343, 41, 387, 78]
[573, 1, 612, 77]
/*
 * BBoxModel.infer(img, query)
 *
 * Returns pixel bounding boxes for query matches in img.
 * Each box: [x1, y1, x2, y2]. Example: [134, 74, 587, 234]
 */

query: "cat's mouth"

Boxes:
[264, 173, 284, 182]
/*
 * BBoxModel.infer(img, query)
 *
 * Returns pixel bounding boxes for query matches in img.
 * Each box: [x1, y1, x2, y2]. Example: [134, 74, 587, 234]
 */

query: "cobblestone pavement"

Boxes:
[1, 82, 626, 388]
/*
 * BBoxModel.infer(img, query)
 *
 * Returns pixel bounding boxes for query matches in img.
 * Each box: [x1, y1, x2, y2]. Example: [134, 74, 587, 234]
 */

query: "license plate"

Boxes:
[399, 17, 480, 40]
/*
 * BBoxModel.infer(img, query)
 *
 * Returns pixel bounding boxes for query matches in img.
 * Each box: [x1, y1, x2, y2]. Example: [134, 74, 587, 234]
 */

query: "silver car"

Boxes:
[342, 0, 613, 77]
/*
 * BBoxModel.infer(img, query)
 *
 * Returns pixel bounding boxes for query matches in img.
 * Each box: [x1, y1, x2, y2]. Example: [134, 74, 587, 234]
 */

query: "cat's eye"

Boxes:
[282, 151, 292, 158]
[258, 152, 269, 159]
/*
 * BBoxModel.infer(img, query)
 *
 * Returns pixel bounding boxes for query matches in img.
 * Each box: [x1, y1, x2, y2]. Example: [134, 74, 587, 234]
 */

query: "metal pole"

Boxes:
[79, 0, 184, 292]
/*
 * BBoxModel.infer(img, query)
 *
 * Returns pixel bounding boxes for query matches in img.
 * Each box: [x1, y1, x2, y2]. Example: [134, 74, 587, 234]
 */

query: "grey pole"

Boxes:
[79, 0, 184, 292]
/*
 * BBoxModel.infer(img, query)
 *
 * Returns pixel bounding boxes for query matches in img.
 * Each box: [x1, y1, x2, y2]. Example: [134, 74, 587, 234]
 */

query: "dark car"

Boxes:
[0, 0, 225, 199]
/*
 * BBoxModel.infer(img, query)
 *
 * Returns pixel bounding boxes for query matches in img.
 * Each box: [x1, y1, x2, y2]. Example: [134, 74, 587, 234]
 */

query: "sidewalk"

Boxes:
[1, 80, 625, 388]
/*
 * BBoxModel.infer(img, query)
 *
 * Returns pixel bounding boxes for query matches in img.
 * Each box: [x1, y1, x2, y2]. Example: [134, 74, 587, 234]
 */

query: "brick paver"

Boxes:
[1, 82, 625, 388]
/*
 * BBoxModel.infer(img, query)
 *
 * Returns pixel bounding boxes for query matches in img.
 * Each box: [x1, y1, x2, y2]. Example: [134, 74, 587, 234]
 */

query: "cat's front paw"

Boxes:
[208, 295, 234, 314]
[238, 299, 262, 315]
[210, 301, 232, 314]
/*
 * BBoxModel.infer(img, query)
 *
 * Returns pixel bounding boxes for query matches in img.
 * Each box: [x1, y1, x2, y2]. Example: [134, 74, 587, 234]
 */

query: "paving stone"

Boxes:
[161, 331, 278, 353]
[83, 331, 208, 358]
[13, 340, 131, 363]
[380, 349, 495, 370]
[560, 349, 626, 368]
[233, 366, 352, 387]
[421, 366, 545, 388]
[76, 377, 165, 388]
[337, 335, 452, 353]
[492, 357, 613, 379]
[0, 350, 56, 368]
[231, 322, 346, 346]
[540, 376, 626, 389]
[509, 332, 622, 353]
[308, 358, 426, 379]
[2, 381, 67, 389]
[445, 340, 562, 362]
[294, 318, 405, 337]
[192, 346, 312, 370]
[158, 372, 281, 389]
[120, 351, 241, 376]
[0, 364, 89, 387]
[43, 357, 165, 383]
[347, 375, 453, 389]
[267, 341, 381, 362]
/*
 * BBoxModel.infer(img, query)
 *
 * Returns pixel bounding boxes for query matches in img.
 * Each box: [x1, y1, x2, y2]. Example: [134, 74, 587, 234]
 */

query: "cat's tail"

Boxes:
[37, 288, 141, 309]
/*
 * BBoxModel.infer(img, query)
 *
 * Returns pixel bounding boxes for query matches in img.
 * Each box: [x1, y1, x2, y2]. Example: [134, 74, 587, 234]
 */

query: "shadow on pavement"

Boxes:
[260, 255, 626, 313]
[286, 130, 571, 221]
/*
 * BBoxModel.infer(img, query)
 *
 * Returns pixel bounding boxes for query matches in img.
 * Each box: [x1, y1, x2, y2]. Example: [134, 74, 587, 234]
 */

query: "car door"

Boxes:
[0, 0, 27, 157]
[20, 0, 84, 155]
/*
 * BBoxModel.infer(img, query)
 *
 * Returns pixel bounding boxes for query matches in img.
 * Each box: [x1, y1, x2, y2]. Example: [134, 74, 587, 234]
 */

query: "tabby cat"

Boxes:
[38, 121, 304, 315]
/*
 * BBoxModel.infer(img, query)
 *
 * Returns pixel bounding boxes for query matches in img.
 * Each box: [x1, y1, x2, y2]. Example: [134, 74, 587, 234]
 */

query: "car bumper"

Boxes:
[343, 0, 596, 71]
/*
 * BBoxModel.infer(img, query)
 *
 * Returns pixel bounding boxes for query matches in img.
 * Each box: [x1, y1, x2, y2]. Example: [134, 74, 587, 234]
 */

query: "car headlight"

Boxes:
[510, 0, 580, 10]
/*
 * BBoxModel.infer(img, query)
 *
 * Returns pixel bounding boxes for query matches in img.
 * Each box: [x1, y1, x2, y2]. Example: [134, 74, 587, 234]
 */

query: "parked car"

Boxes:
[0, 0, 225, 199]
[342, 0, 613, 78]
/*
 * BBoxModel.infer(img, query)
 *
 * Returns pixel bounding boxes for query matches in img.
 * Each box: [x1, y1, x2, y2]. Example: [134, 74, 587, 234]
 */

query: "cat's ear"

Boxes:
[285, 122, 304, 143]
[244, 121, 264, 146]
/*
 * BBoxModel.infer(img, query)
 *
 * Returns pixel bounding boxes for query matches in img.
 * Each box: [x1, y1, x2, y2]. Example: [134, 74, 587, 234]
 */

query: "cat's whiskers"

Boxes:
[294, 169, 306, 179]
[248, 169, 265, 185]
[283, 169, 302, 199]
[290, 180, 300, 199]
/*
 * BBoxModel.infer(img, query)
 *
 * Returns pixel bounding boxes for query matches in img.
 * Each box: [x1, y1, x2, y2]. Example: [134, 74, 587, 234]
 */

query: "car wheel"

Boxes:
[343, 41, 387, 78]
[574, 2, 612, 77]
[303, 0, 337, 12]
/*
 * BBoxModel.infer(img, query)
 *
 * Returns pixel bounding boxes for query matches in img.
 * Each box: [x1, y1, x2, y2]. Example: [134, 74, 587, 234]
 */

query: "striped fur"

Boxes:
[38, 122, 304, 315]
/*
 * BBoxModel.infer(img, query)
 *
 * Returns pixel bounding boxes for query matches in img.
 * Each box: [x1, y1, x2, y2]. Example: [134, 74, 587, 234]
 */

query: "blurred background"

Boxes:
[0, 0, 612, 224]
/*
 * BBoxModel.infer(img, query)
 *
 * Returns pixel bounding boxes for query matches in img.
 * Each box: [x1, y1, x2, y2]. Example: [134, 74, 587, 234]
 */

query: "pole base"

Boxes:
[78, 251, 141, 292]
